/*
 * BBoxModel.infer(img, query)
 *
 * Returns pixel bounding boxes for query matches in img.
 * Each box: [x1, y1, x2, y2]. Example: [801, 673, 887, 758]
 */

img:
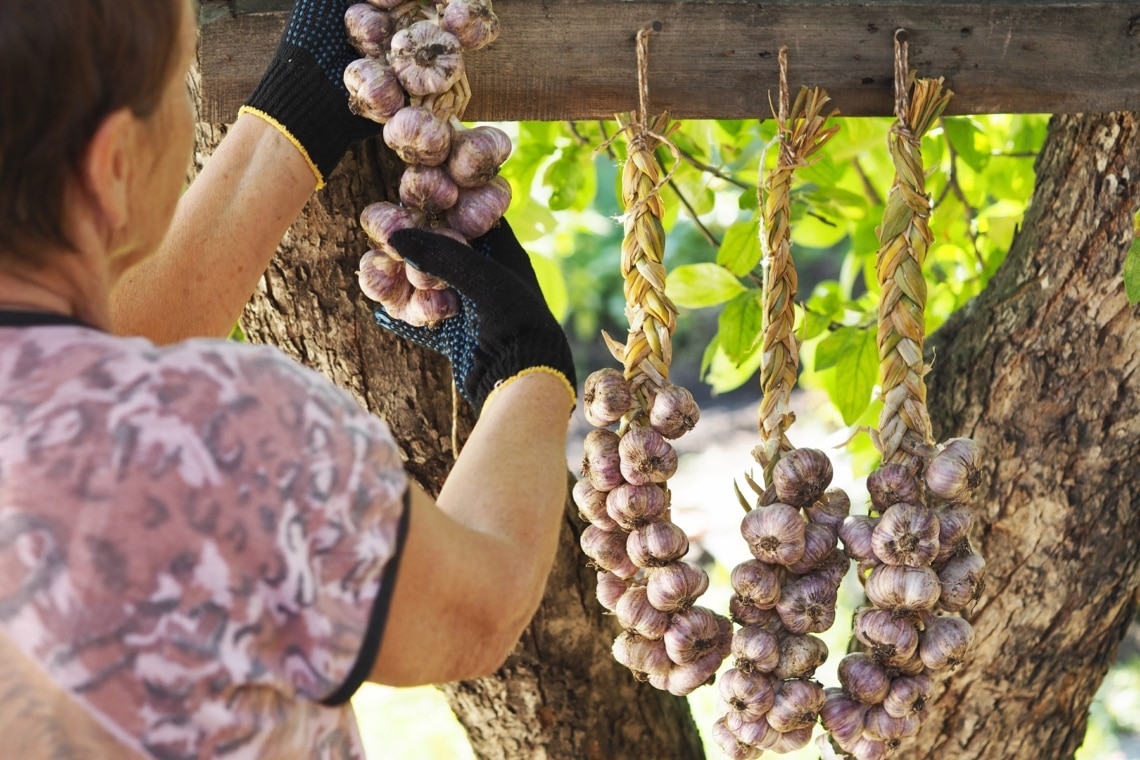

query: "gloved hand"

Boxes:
[376, 220, 577, 416]
[242, 0, 382, 189]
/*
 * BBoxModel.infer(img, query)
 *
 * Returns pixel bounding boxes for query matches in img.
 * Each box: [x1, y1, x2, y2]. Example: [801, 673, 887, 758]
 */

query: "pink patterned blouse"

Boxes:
[0, 313, 409, 759]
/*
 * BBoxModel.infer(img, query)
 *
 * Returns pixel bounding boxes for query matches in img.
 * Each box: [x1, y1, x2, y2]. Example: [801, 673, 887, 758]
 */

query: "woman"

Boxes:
[0, 0, 576, 757]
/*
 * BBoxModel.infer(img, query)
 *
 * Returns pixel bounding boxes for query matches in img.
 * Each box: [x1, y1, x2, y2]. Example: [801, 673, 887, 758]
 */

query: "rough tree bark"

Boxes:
[913, 111, 1140, 759]
[192, 55, 1140, 756]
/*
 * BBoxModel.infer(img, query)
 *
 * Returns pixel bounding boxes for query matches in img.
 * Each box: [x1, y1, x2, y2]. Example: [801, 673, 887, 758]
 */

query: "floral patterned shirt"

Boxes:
[0, 313, 409, 759]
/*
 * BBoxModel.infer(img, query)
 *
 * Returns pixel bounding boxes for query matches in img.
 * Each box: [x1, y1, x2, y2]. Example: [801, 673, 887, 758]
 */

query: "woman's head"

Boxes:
[0, 0, 190, 267]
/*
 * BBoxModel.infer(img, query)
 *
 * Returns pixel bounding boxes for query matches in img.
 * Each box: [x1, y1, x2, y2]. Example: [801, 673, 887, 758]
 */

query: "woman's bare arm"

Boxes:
[110, 114, 317, 343]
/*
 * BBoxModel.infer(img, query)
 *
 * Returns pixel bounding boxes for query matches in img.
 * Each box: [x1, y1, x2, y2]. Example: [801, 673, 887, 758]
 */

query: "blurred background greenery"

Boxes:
[350, 113, 1140, 759]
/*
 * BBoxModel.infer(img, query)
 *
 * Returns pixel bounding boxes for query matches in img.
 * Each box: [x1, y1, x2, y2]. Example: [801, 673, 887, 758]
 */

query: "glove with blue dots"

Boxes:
[243, 0, 382, 188]
[375, 220, 578, 417]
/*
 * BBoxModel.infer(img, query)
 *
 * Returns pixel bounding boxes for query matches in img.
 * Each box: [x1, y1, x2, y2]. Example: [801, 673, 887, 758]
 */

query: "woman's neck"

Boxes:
[0, 248, 110, 329]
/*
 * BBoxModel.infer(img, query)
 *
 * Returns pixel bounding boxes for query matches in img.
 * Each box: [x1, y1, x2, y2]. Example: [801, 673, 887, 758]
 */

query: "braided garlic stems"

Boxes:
[872, 71, 951, 469]
[578, 109, 729, 697]
[824, 44, 985, 759]
[715, 72, 848, 760]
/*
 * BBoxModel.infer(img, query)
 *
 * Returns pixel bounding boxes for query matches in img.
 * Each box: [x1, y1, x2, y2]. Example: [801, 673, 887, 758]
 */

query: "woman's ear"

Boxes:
[80, 108, 136, 233]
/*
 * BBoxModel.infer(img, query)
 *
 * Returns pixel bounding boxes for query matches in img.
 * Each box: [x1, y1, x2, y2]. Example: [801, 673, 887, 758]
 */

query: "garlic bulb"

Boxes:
[786, 522, 839, 575]
[612, 630, 671, 677]
[403, 286, 458, 326]
[344, 4, 392, 58]
[627, 520, 689, 568]
[618, 426, 679, 486]
[769, 726, 814, 753]
[918, 614, 975, 673]
[934, 505, 973, 562]
[772, 448, 834, 507]
[384, 106, 452, 166]
[805, 488, 851, 533]
[387, 21, 465, 96]
[652, 648, 725, 696]
[583, 368, 633, 428]
[581, 429, 623, 492]
[713, 717, 764, 760]
[821, 688, 868, 747]
[663, 606, 728, 665]
[580, 524, 637, 579]
[648, 384, 701, 440]
[731, 625, 780, 675]
[344, 57, 405, 123]
[766, 678, 826, 732]
[360, 201, 418, 250]
[871, 503, 940, 567]
[572, 478, 619, 531]
[606, 482, 667, 531]
[729, 559, 782, 611]
[646, 561, 709, 613]
[399, 165, 459, 219]
[440, 0, 501, 51]
[357, 250, 412, 309]
[925, 437, 981, 502]
[447, 122, 514, 188]
[741, 502, 806, 566]
[936, 550, 986, 612]
[837, 652, 891, 704]
[853, 607, 920, 664]
[616, 585, 671, 639]
[404, 261, 450, 292]
[594, 571, 628, 613]
[772, 633, 829, 680]
[882, 673, 933, 720]
[446, 176, 513, 238]
[864, 706, 920, 741]
[775, 573, 838, 635]
[839, 514, 879, 562]
[864, 564, 941, 615]
[719, 669, 776, 724]
[866, 462, 923, 513]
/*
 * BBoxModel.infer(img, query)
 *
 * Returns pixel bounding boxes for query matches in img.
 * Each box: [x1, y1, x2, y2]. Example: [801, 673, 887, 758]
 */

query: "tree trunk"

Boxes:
[915, 111, 1140, 758]
[190, 87, 707, 760]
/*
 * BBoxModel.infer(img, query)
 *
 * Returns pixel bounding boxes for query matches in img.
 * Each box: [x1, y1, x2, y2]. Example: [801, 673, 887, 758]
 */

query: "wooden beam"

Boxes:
[199, 0, 1140, 123]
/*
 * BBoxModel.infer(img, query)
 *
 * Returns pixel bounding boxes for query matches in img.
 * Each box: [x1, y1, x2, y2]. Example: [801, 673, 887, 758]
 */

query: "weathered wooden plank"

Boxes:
[199, 1, 1140, 123]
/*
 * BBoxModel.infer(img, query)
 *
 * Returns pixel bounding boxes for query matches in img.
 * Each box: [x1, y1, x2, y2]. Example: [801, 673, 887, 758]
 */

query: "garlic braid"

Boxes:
[578, 28, 729, 697]
[715, 54, 849, 759]
[822, 35, 984, 760]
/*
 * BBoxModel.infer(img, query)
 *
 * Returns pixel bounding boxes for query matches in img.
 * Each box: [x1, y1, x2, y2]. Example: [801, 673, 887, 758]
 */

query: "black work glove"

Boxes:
[375, 220, 578, 416]
[242, 0, 382, 188]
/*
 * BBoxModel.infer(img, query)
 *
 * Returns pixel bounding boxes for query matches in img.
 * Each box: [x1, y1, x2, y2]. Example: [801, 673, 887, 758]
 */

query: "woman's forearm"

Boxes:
[110, 114, 317, 343]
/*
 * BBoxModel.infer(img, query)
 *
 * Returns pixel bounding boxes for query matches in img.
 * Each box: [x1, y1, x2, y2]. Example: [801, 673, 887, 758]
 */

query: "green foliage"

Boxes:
[507, 113, 1048, 469]
[1125, 219, 1140, 305]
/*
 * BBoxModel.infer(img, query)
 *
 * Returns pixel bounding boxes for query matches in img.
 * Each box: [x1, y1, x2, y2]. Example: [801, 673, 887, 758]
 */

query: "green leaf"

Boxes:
[815, 326, 878, 424]
[530, 252, 570, 321]
[790, 208, 849, 249]
[667, 264, 748, 309]
[943, 117, 990, 173]
[543, 145, 594, 211]
[718, 219, 762, 276]
[1125, 236, 1140, 305]
[704, 335, 765, 394]
[718, 291, 765, 364]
